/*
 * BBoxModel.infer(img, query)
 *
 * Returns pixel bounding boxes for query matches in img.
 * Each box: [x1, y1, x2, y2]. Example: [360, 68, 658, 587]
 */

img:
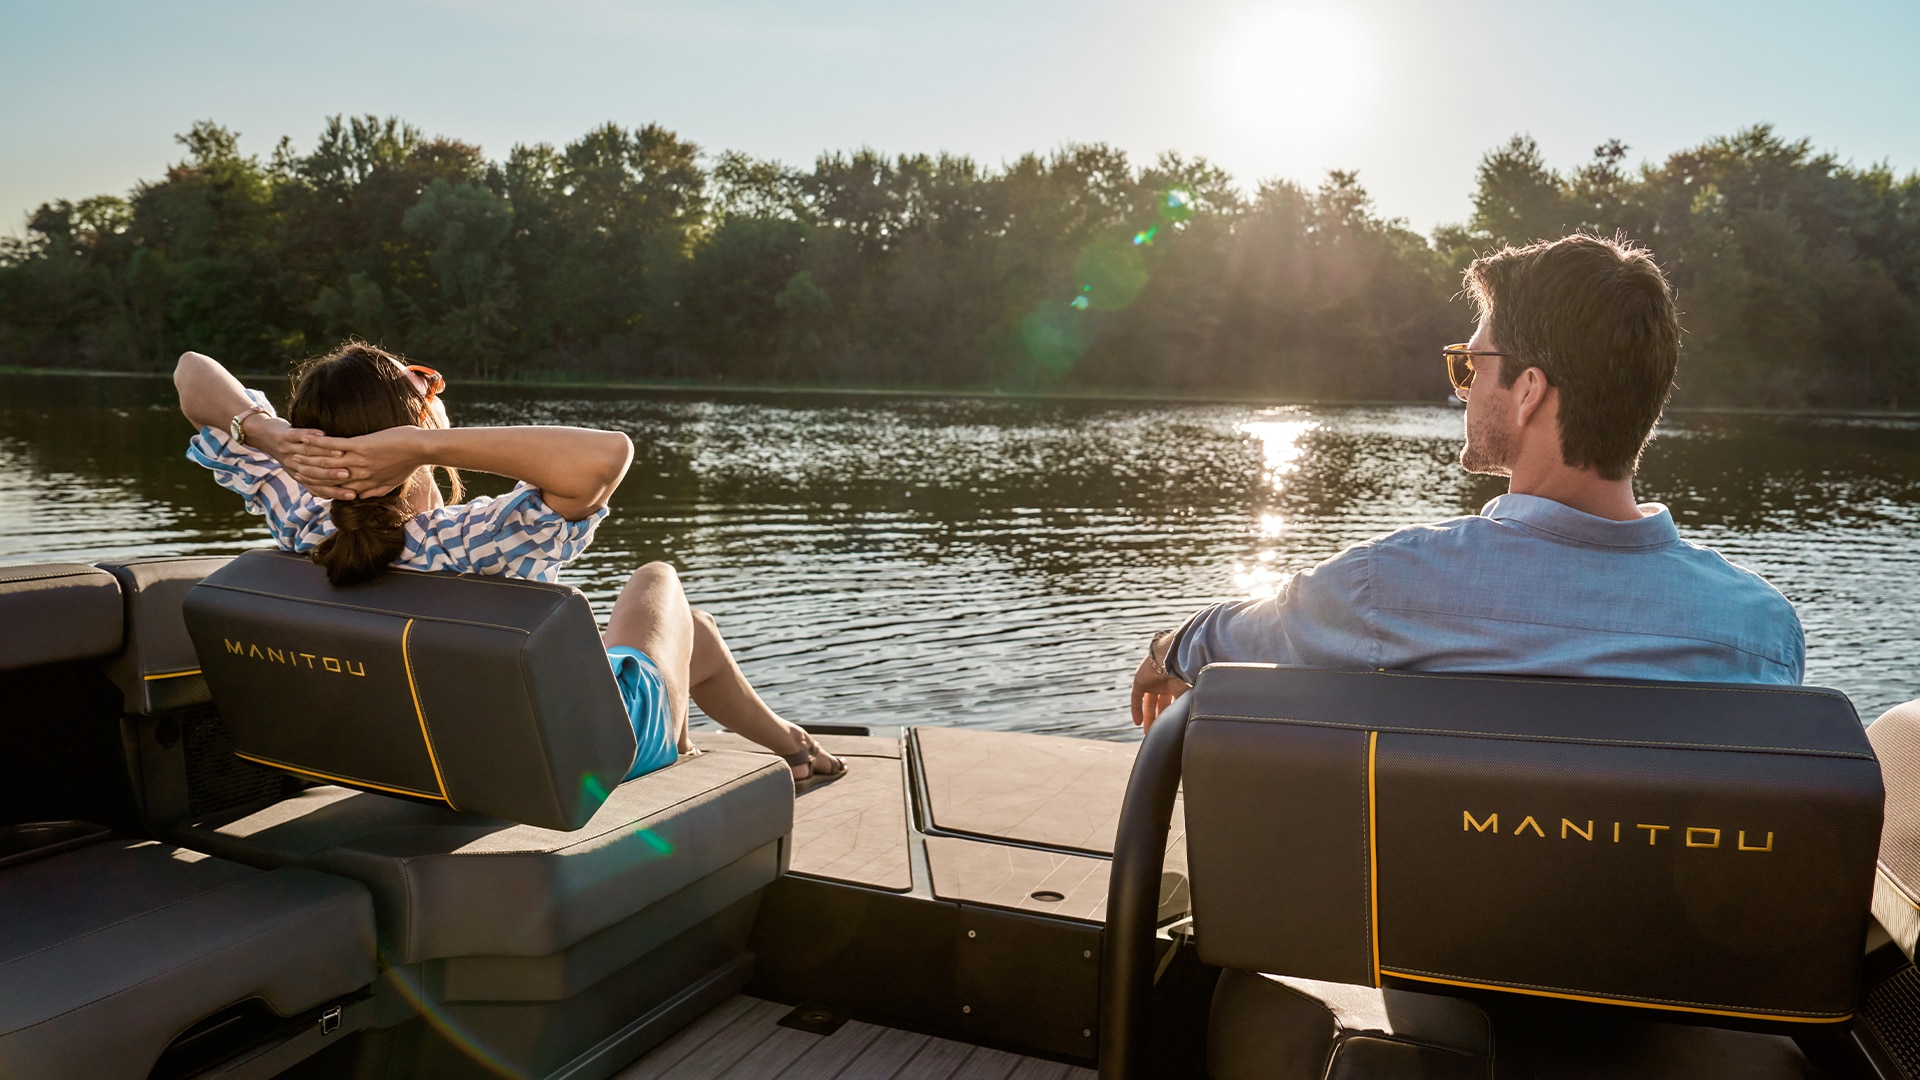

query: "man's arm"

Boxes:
[1131, 547, 1376, 730]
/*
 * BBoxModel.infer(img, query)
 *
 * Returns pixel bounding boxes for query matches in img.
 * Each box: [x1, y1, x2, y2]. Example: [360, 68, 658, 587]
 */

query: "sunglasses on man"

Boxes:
[1442, 344, 1513, 400]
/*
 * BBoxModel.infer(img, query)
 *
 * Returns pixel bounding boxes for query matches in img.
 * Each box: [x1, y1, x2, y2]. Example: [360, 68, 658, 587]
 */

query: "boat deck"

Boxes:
[617, 995, 1097, 1080]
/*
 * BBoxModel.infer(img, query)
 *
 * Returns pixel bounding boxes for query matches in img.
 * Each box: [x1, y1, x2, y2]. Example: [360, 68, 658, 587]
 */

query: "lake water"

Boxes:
[2, 372, 1916, 736]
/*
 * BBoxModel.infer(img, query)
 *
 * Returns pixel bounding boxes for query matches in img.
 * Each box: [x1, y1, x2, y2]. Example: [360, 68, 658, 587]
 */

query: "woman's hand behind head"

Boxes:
[285, 426, 427, 501]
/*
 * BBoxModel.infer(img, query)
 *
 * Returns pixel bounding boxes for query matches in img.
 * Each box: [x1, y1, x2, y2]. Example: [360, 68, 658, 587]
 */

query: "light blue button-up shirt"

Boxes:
[1169, 493, 1804, 685]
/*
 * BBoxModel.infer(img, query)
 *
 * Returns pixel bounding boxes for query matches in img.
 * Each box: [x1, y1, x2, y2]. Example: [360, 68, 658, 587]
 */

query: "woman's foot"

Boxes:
[783, 728, 849, 791]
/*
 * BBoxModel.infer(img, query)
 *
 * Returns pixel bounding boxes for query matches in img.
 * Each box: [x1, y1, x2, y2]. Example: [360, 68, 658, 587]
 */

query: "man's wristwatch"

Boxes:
[1148, 628, 1183, 680]
[230, 405, 271, 446]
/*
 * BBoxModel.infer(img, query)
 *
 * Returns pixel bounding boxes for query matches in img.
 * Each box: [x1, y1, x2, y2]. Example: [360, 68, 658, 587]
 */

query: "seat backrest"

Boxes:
[1867, 699, 1920, 962]
[182, 550, 637, 831]
[1182, 665, 1883, 1026]
[0, 564, 129, 828]
[0, 563, 122, 672]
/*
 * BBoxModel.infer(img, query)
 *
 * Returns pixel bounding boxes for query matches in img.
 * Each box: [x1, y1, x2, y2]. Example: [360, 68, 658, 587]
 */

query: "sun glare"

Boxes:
[1216, 6, 1373, 137]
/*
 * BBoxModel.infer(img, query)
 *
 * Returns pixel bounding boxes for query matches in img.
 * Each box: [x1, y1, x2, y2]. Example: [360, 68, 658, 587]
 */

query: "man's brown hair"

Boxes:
[1464, 233, 1680, 481]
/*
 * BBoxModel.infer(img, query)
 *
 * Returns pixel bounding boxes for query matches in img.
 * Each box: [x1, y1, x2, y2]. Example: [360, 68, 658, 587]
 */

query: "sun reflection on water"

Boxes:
[1232, 417, 1319, 598]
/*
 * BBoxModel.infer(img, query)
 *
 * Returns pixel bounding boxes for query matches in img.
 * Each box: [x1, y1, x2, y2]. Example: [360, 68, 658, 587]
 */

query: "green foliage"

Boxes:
[2, 117, 1915, 407]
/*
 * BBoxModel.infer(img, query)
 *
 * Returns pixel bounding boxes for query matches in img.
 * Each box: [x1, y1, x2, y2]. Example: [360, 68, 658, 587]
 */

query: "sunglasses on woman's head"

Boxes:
[406, 365, 445, 424]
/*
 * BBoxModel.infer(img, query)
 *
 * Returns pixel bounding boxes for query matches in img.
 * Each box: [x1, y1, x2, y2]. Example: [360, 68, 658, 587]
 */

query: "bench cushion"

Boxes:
[0, 838, 374, 1080]
[0, 563, 121, 672]
[175, 750, 793, 963]
[100, 556, 231, 714]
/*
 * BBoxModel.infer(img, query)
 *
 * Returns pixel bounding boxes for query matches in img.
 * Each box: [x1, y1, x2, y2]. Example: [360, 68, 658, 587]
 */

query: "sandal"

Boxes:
[784, 730, 850, 793]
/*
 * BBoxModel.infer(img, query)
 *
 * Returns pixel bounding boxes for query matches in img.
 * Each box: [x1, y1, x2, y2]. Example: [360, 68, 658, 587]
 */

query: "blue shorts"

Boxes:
[607, 647, 678, 782]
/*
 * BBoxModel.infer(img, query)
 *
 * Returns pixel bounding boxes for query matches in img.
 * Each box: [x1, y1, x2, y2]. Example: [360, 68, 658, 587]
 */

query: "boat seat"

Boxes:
[97, 555, 310, 835]
[1104, 666, 1885, 1080]
[0, 837, 375, 1080]
[174, 750, 792, 966]
[174, 550, 795, 1078]
[1868, 698, 1920, 961]
[0, 562, 122, 672]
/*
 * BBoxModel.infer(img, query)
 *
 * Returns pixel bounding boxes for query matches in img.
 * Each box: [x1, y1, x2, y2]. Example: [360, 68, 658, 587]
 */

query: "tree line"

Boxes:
[2, 117, 1915, 407]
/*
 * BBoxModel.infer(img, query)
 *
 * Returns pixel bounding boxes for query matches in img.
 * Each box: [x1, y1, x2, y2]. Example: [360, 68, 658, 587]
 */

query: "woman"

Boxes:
[175, 342, 846, 789]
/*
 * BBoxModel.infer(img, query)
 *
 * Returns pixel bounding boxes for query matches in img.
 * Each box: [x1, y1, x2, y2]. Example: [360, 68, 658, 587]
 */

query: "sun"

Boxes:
[1216, 5, 1374, 137]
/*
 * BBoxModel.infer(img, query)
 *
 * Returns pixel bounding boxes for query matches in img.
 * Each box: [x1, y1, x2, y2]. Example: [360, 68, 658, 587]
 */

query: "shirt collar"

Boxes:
[1480, 492, 1680, 551]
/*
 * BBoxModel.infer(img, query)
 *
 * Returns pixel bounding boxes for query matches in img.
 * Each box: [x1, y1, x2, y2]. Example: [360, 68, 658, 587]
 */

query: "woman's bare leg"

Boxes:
[687, 607, 844, 780]
[603, 562, 696, 753]
[602, 562, 842, 778]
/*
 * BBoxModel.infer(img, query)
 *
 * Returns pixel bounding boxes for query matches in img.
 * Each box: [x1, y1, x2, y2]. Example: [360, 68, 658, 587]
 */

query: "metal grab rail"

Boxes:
[1096, 695, 1191, 1080]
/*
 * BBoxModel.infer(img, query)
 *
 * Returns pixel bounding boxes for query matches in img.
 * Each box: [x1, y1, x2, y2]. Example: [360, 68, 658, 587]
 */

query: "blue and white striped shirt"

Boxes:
[186, 390, 606, 583]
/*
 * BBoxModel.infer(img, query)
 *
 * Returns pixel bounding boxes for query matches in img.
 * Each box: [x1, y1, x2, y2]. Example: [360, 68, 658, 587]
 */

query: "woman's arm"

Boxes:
[287, 425, 635, 521]
[174, 351, 323, 470]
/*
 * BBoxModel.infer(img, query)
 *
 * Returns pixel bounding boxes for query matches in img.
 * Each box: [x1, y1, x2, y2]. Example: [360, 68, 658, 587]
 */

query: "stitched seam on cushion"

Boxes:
[0, 873, 268, 969]
[1190, 715, 1875, 759]
[1878, 864, 1920, 908]
[1358, 741, 1372, 982]
[195, 582, 532, 635]
[383, 762, 789, 863]
[1336, 1032, 1482, 1060]
[1380, 965, 1844, 1017]
[0, 892, 366, 1033]
[1368, 669, 1829, 697]
[1368, 607, 1796, 667]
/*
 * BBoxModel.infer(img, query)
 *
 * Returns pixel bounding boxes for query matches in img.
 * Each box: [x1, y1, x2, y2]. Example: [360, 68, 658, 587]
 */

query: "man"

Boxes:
[1132, 233, 1803, 729]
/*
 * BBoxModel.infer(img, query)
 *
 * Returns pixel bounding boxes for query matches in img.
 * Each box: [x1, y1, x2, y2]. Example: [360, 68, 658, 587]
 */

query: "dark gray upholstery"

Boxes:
[0, 563, 121, 671]
[1184, 665, 1882, 1025]
[99, 555, 231, 714]
[1209, 970, 1493, 1080]
[183, 550, 636, 830]
[0, 838, 375, 1080]
[1868, 698, 1920, 961]
[174, 748, 793, 964]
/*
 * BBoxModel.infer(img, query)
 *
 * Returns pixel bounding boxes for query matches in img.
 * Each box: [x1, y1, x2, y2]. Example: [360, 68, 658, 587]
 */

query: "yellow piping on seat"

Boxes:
[143, 669, 203, 681]
[234, 751, 448, 803]
[1368, 729, 1381, 987]
[1380, 969, 1850, 1024]
[401, 618, 455, 808]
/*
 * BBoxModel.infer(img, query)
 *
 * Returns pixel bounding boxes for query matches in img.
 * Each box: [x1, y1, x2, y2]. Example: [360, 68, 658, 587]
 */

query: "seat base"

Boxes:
[1209, 969, 1821, 1080]
[0, 839, 375, 1080]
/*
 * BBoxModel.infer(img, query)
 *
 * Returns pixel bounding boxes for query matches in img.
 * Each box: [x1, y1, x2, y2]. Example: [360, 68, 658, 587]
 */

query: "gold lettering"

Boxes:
[248, 644, 264, 659]
[225, 639, 244, 655]
[266, 647, 285, 664]
[1685, 827, 1721, 849]
[300, 653, 316, 668]
[1636, 824, 1670, 845]
[1464, 811, 1498, 833]
[323, 657, 342, 673]
[1562, 819, 1594, 841]
[1613, 822, 1621, 843]
[1738, 831, 1774, 853]
[1514, 815, 1546, 838]
[345, 659, 366, 677]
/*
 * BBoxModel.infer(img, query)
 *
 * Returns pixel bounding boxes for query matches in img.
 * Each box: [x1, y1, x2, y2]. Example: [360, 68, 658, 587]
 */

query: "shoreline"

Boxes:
[2, 365, 1915, 420]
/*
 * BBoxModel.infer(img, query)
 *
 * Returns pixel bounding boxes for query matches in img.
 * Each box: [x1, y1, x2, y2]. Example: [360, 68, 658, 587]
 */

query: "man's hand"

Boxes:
[1131, 653, 1192, 732]
[284, 427, 425, 501]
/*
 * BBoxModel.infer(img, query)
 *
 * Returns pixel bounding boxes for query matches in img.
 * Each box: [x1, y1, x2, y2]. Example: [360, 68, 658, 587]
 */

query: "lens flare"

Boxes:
[1133, 226, 1158, 247]
[1159, 191, 1194, 225]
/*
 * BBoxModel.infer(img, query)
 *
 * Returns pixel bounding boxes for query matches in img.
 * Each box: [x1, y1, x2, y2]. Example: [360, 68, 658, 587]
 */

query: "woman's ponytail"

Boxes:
[310, 484, 411, 586]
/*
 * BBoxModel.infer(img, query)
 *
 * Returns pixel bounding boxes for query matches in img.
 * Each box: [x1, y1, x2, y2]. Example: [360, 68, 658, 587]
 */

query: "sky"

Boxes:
[2, 0, 1917, 238]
